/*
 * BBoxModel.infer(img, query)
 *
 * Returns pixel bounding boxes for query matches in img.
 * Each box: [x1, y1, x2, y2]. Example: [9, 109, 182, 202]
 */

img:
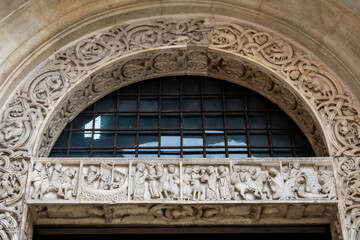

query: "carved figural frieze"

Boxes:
[131, 162, 180, 200]
[30, 162, 78, 200]
[79, 162, 128, 201]
[27, 158, 336, 203]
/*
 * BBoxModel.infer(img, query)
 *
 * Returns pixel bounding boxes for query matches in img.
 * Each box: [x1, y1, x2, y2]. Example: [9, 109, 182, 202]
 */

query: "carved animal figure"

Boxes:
[39, 166, 77, 200]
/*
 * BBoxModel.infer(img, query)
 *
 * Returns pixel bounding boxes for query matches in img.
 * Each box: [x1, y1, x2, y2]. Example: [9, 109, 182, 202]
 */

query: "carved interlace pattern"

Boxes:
[0, 17, 358, 239]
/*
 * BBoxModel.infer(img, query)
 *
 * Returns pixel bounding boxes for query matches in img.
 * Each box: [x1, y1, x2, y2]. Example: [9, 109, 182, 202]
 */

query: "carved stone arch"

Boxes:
[0, 16, 359, 240]
[35, 46, 328, 158]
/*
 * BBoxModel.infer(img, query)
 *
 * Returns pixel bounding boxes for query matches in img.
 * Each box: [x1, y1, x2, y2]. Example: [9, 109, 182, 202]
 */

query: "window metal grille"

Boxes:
[50, 76, 315, 158]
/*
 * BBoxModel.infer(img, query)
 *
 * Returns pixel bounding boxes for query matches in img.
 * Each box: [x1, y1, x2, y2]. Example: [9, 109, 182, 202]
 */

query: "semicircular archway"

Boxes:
[0, 15, 359, 240]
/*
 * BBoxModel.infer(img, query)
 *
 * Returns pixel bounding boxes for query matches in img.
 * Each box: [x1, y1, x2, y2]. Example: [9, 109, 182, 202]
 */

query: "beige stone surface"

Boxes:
[1, 0, 360, 108]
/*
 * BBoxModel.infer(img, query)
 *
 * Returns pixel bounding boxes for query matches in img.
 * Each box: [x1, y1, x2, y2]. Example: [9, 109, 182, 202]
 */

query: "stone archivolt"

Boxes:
[0, 17, 358, 239]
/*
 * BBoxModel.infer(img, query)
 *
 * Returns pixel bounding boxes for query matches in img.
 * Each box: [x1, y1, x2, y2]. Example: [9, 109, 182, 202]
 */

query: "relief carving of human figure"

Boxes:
[199, 167, 208, 200]
[265, 168, 282, 200]
[230, 165, 266, 200]
[147, 164, 160, 198]
[0, 172, 19, 200]
[205, 166, 218, 200]
[161, 164, 179, 199]
[31, 162, 46, 199]
[132, 162, 147, 200]
[317, 170, 336, 200]
[217, 165, 232, 200]
[182, 166, 192, 200]
[32, 163, 77, 200]
[283, 162, 310, 199]
[190, 165, 203, 200]
[85, 165, 101, 187]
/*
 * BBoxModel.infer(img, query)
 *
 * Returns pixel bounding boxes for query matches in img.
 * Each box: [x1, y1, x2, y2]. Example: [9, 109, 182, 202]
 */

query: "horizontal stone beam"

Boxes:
[27, 157, 337, 204]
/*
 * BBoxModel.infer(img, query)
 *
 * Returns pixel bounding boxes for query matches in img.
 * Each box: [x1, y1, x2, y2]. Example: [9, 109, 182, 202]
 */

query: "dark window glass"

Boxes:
[50, 76, 315, 158]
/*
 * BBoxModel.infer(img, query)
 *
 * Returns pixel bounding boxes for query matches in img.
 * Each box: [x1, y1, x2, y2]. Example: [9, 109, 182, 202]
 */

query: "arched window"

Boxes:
[50, 76, 314, 158]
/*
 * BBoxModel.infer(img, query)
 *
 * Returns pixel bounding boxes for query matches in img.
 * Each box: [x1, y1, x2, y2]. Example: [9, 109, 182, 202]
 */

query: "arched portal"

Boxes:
[0, 15, 358, 240]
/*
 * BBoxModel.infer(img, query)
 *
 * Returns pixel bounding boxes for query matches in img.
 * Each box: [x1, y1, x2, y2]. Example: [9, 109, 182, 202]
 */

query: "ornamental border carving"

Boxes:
[0, 16, 359, 239]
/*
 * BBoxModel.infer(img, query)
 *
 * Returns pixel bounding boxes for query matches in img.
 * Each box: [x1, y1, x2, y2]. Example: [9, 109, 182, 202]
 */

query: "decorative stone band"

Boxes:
[27, 157, 337, 204]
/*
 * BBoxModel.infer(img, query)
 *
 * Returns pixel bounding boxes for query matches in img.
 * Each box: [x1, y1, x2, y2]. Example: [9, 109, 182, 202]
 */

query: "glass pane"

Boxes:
[141, 79, 159, 94]
[206, 134, 225, 146]
[228, 148, 248, 158]
[53, 132, 69, 148]
[92, 150, 114, 157]
[162, 97, 180, 112]
[247, 95, 266, 111]
[161, 132, 180, 147]
[224, 82, 243, 94]
[95, 95, 117, 112]
[140, 98, 158, 112]
[205, 115, 223, 129]
[161, 115, 180, 129]
[183, 79, 201, 94]
[140, 115, 158, 129]
[117, 132, 136, 147]
[270, 112, 292, 128]
[93, 131, 115, 148]
[69, 149, 91, 157]
[162, 78, 180, 94]
[251, 148, 270, 157]
[295, 148, 314, 157]
[118, 83, 137, 94]
[49, 149, 67, 157]
[70, 132, 92, 147]
[204, 97, 222, 111]
[183, 98, 201, 111]
[227, 133, 247, 146]
[183, 148, 204, 158]
[183, 132, 203, 146]
[116, 149, 135, 158]
[206, 148, 226, 158]
[272, 130, 292, 146]
[94, 114, 115, 129]
[204, 79, 222, 94]
[273, 148, 293, 157]
[294, 132, 309, 147]
[139, 132, 158, 147]
[183, 115, 202, 129]
[138, 149, 158, 158]
[118, 114, 137, 129]
[226, 115, 245, 128]
[118, 98, 137, 111]
[225, 97, 244, 111]
[229, 148, 249, 158]
[249, 130, 269, 146]
[160, 149, 180, 158]
[72, 114, 93, 129]
[248, 112, 267, 129]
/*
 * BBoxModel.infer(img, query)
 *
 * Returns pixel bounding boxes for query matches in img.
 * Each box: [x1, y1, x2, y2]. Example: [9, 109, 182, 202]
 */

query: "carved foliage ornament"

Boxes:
[0, 18, 358, 157]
